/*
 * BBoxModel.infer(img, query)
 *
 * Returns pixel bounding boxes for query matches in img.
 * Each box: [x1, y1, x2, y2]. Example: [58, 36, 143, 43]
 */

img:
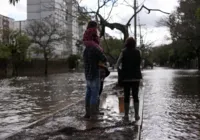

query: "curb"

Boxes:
[134, 86, 144, 140]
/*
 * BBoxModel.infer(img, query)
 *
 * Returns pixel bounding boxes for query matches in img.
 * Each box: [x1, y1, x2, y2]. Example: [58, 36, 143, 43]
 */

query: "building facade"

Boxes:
[26, 0, 87, 58]
[14, 20, 27, 33]
[0, 14, 14, 43]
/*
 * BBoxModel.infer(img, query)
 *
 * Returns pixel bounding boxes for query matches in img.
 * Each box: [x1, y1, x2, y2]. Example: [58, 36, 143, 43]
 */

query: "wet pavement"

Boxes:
[4, 81, 143, 140]
[141, 68, 200, 140]
[0, 73, 85, 139]
[1, 68, 200, 140]
[0, 72, 120, 139]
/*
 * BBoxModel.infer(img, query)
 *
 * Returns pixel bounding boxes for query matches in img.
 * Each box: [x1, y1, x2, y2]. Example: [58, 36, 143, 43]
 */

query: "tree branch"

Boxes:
[105, 0, 118, 20]
[126, 5, 170, 26]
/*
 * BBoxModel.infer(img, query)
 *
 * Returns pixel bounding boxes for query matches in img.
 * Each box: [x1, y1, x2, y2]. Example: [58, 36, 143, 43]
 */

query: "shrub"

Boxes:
[67, 54, 81, 69]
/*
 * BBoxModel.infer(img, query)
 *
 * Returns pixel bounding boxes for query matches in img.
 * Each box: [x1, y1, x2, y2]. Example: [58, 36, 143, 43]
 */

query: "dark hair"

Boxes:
[125, 37, 136, 48]
[87, 21, 97, 29]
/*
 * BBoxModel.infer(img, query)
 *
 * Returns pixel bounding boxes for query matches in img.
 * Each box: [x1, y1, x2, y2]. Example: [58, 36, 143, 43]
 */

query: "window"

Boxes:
[4, 21, 7, 25]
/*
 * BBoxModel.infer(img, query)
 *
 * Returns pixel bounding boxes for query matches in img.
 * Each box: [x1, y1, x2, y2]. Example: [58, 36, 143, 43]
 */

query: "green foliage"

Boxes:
[101, 38, 123, 60]
[67, 54, 81, 69]
[151, 42, 196, 67]
[0, 44, 11, 59]
[0, 31, 30, 61]
[196, 8, 200, 21]
[16, 34, 31, 60]
[163, 0, 200, 68]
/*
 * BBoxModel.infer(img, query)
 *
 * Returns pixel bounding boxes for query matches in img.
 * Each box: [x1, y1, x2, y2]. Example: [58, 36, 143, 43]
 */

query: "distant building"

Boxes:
[0, 14, 14, 43]
[14, 20, 27, 33]
[26, 0, 87, 58]
[1, 0, 88, 59]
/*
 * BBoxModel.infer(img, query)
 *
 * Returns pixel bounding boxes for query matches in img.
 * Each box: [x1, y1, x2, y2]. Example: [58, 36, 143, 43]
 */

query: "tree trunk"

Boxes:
[12, 55, 18, 77]
[44, 53, 48, 76]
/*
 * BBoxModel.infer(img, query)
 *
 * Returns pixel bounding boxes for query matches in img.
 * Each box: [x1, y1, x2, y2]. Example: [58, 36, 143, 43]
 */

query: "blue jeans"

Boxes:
[85, 78, 100, 105]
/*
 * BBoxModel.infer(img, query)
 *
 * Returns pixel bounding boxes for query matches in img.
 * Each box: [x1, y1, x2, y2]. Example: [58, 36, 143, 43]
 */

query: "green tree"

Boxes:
[8, 31, 30, 76]
[163, 0, 200, 69]
[151, 41, 196, 68]
[101, 37, 123, 64]
[0, 29, 30, 76]
[0, 44, 11, 59]
[16, 34, 31, 61]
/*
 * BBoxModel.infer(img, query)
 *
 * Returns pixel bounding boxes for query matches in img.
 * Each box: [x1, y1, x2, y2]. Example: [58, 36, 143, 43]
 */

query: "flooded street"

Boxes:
[0, 73, 86, 138]
[0, 68, 200, 140]
[141, 68, 200, 140]
[0, 72, 116, 139]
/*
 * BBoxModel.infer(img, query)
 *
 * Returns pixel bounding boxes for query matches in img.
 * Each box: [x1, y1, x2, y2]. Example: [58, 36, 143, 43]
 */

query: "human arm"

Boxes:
[95, 47, 107, 63]
[115, 52, 123, 69]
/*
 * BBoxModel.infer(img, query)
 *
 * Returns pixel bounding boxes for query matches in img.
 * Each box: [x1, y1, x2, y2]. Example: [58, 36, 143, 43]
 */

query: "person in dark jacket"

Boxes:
[83, 21, 107, 119]
[83, 21, 110, 115]
[116, 37, 142, 121]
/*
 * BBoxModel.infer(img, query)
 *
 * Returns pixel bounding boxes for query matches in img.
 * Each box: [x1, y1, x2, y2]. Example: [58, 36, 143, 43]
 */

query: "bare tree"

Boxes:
[25, 16, 70, 76]
[39, 0, 170, 85]
[9, 0, 19, 5]
[74, 0, 170, 42]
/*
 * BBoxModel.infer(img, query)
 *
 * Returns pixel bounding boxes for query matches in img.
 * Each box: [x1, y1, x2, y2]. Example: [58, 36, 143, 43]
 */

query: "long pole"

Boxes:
[134, 0, 137, 45]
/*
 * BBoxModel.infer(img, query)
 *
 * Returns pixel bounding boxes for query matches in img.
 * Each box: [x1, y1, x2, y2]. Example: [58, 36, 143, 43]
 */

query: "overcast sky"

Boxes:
[0, 0, 178, 46]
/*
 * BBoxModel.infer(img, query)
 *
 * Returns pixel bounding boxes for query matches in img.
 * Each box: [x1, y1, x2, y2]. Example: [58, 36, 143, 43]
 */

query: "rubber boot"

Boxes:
[96, 98, 104, 115]
[84, 102, 90, 119]
[123, 103, 129, 121]
[134, 102, 140, 121]
[90, 104, 98, 120]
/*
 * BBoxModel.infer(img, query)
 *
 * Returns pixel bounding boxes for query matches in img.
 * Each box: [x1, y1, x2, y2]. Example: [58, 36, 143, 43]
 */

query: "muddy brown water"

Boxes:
[0, 68, 200, 140]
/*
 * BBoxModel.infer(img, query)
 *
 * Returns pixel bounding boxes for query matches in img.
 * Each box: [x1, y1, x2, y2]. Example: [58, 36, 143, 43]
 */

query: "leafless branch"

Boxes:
[25, 17, 71, 57]
[105, 0, 118, 20]
[126, 5, 170, 26]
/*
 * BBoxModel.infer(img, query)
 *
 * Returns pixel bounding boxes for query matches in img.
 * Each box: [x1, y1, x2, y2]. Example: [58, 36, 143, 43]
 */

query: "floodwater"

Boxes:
[141, 68, 200, 140]
[0, 72, 116, 139]
[0, 73, 85, 138]
[0, 68, 200, 140]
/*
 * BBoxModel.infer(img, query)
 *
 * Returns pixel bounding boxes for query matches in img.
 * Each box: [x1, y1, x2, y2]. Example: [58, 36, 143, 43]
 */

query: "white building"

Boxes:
[14, 20, 27, 32]
[25, 0, 87, 58]
[0, 14, 14, 43]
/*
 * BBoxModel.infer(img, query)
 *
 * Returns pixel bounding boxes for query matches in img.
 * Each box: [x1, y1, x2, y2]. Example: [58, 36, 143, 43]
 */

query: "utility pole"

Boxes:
[134, 0, 137, 45]
[19, 21, 21, 35]
[138, 17, 145, 46]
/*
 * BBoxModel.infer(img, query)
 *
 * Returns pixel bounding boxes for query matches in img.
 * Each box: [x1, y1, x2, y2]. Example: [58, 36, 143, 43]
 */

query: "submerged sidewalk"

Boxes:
[5, 83, 144, 140]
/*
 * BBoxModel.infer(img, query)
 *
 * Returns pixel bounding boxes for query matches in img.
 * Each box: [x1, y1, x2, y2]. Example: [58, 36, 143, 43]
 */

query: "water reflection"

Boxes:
[0, 73, 85, 139]
[1, 68, 200, 140]
[141, 68, 200, 140]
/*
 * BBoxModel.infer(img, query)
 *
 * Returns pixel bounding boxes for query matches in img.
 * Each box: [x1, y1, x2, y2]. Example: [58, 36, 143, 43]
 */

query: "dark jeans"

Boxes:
[85, 78, 100, 105]
[123, 81, 140, 103]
